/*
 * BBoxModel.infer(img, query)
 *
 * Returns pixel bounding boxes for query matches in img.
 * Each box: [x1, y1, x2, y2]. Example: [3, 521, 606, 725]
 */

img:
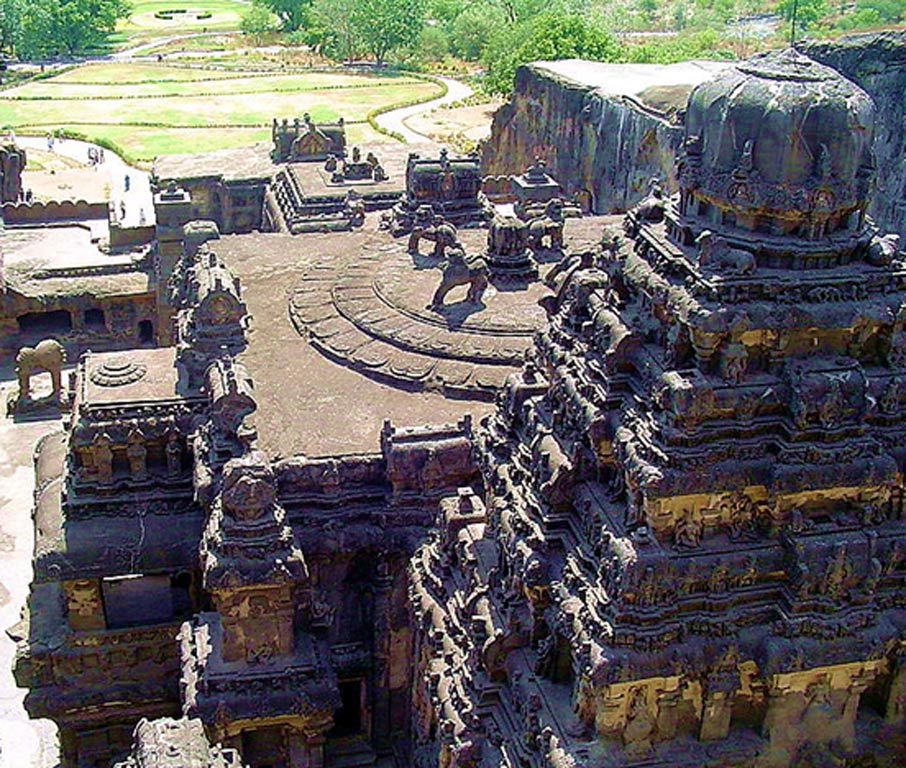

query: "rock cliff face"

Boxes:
[481, 63, 687, 213]
[484, 36, 906, 233]
[803, 31, 906, 242]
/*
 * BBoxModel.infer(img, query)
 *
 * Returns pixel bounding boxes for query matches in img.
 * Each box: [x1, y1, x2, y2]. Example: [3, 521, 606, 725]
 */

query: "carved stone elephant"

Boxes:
[16, 338, 65, 403]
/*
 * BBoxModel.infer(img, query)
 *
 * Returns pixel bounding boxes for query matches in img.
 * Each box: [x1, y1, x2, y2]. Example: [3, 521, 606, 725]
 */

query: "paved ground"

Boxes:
[374, 75, 474, 145]
[15, 135, 156, 228]
[0, 374, 62, 768]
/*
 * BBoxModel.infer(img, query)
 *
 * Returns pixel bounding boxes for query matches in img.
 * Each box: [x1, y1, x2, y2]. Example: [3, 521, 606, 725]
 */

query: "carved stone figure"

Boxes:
[409, 210, 461, 258]
[696, 230, 756, 275]
[622, 688, 654, 747]
[628, 177, 665, 223]
[220, 453, 277, 522]
[865, 232, 900, 266]
[15, 338, 65, 405]
[674, 508, 703, 549]
[165, 430, 182, 477]
[428, 247, 489, 311]
[92, 432, 114, 485]
[126, 429, 148, 482]
[526, 199, 565, 252]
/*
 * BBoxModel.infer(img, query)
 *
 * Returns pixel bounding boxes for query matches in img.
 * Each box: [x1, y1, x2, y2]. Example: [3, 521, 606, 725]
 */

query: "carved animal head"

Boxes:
[221, 452, 276, 521]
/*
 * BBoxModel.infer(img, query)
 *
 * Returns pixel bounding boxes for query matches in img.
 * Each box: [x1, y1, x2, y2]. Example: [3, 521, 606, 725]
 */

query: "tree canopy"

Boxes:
[306, 0, 425, 64]
[252, 0, 312, 32]
[350, 0, 426, 64]
[0, 0, 130, 57]
[483, 12, 621, 95]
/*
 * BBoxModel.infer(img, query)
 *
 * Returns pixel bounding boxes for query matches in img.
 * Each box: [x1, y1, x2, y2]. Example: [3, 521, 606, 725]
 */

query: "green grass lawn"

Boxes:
[107, 0, 249, 50]
[3, 63, 442, 163]
[119, 0, 248, 34]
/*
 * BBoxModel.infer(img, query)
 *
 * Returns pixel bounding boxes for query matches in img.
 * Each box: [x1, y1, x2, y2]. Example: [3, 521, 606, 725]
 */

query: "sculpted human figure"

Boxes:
[674, 507, 703, 549]
[126, 429, 148, 482]
[166, 430, 181, 477]
[623, 687, 654, 747]
[93, 433, 114, 485]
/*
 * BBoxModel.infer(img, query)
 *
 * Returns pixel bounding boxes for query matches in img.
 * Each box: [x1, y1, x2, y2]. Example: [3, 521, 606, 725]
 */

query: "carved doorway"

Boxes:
[330, 679, 364, 737]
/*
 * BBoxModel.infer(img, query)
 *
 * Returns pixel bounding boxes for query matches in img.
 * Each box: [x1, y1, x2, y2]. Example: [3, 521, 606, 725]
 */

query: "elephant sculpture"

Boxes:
[428, 247, 488, 311]
[409, 212, 461, 259]
[16, 338, 65, 405]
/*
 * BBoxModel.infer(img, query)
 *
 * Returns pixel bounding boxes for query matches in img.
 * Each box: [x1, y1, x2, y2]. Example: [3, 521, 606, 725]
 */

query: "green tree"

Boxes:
[776, 0, 828, 34]
[309, 0, 363, 61]
[349, 0, 426, 64]
[637, 0, 659, 25]
[0, 0, 25, 55]
[253, 0, 311, 32]
[854, 0, 905, 21]
[483, 12, 620, 96]
[241, 5, 279, 44]
[448, 3, 507, 60]
[19, 0, 130, 57]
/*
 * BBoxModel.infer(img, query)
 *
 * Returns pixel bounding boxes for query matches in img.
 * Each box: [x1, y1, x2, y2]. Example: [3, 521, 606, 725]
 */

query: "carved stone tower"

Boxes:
[409, 49, 906, 768]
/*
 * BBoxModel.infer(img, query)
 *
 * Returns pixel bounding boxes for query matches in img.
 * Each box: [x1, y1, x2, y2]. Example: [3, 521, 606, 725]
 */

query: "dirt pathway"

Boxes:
[15, 135, 155, 227]
[374, 74, 474, 145]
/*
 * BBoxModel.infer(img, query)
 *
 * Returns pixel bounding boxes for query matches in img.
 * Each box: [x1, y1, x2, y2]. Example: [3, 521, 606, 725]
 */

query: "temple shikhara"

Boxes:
[4, 42, 906, 768]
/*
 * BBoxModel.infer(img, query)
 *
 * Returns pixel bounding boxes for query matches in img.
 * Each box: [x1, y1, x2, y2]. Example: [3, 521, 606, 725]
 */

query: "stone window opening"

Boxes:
[170, 571, 193, 618]
[858, 672, 888, 719]
[17, 309, 72, 335]
[101, 573, 175, 629]
[138, 320, 154, 344]
[241, 725, 287, 768]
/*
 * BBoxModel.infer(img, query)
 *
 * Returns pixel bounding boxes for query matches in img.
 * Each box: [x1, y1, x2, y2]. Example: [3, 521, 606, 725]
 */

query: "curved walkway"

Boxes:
[374, 74, 474, 145]
[15, 134, 155, 227]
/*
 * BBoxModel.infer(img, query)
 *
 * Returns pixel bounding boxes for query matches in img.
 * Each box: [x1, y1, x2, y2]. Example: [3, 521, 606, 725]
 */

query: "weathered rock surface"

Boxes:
[803, 31, 906, 243]
[481, 59, 730, 213]
[484, 38, 906, 233]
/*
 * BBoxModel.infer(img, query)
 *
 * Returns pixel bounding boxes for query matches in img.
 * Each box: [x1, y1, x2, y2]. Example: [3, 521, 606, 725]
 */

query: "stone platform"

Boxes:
[288, 216, 614, 400]
[290, 239, 547, 400]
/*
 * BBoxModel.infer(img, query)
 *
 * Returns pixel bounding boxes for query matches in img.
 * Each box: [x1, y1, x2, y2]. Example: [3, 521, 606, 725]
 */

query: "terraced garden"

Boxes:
[0, 63, 443, 164]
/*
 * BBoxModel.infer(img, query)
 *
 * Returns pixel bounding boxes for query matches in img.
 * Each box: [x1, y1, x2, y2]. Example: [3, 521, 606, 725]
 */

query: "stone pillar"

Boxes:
[153, 183, 192, 345]
[371, 555, 394, 749]
[699, 688, 733, 742]
[886, 653, 906, 725]
[699, 666, 738, 742]
[288, 730, 326, 768]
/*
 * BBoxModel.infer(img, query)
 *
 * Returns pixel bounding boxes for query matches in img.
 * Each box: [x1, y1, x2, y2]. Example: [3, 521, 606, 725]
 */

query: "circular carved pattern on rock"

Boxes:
[290, 239, 550, 399]
[90, 357, 148, 387]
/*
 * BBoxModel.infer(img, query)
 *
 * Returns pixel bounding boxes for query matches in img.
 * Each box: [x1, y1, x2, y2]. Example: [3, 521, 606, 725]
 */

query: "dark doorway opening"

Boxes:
[330, 679, 363, 737]
[241, 726, 286, 768]
[138, 320, 154, 344]
[170, 572, 193, 618]
[84, 308, 106, 330]
[17, 309, 72, 335]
